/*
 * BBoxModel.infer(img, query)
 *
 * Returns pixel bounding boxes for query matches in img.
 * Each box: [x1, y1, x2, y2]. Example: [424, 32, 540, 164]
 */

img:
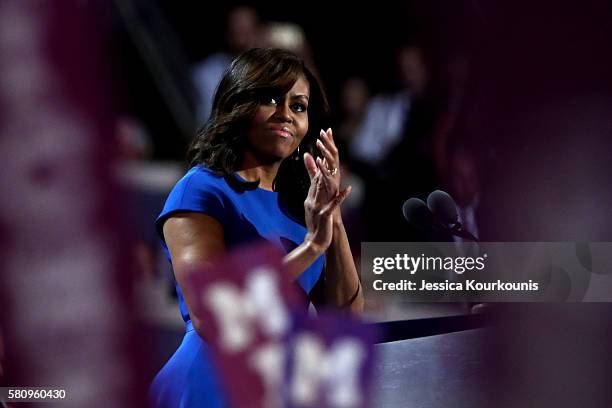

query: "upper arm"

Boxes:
[163, 212, 225, 267]
[162, 212, 225, 332]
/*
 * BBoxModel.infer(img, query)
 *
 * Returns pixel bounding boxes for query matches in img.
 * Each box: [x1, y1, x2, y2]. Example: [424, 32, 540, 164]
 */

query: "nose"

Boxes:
[273, 100, 293, 123]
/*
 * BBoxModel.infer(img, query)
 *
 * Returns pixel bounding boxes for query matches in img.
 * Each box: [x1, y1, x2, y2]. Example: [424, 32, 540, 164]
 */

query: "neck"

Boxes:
[237, 152, 281, 191]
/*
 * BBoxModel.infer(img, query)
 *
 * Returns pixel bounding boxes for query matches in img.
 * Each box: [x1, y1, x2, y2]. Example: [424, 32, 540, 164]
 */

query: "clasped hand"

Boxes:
[303, 128, 351, 253]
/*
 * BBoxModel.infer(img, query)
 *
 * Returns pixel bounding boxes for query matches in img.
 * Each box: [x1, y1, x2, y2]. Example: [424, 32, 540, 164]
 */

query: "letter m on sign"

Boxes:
[185, 241, 303, 407]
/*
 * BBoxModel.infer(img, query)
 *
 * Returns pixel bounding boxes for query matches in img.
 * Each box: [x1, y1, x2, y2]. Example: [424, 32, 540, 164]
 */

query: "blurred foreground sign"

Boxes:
[186, 241, 377, 408]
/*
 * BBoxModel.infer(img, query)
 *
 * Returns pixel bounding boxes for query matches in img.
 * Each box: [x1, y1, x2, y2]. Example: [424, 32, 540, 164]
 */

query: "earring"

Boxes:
[294, 145, 300, 160]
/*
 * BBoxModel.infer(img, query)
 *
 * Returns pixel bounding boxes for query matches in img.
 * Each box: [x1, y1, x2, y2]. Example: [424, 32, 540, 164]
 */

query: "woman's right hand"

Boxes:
[302, 152, 351, 253]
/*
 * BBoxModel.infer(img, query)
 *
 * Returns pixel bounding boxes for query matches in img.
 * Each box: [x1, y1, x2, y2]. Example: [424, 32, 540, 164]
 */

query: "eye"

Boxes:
[260, 94, 279, 105]
[291, 103, 307, 113]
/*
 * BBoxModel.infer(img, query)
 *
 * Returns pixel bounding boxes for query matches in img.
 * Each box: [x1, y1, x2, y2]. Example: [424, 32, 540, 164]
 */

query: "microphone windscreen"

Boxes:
[427, 190, 459, 226]
[402, 198, 439, 232]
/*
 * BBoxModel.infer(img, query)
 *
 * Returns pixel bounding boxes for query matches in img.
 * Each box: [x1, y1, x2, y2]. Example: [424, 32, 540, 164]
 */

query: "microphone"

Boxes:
[426, 190, 459, 226]
[426, 190, 479, 242]
[401, 197, 444, 233]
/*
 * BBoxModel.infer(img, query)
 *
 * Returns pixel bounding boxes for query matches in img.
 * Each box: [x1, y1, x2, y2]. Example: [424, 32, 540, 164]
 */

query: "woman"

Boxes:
[150, 48, 363, 407]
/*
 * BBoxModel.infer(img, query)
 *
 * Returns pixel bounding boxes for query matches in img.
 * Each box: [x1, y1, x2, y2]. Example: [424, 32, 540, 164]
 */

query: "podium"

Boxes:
[369, 315, 491, 407]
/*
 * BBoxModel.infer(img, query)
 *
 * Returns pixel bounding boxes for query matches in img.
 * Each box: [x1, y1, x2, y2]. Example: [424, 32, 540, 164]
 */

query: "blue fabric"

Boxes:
[149, 165, 324, 407]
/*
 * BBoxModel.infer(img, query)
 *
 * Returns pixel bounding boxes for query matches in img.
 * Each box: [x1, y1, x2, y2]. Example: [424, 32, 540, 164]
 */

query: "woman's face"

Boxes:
[246, 75, 310, 162]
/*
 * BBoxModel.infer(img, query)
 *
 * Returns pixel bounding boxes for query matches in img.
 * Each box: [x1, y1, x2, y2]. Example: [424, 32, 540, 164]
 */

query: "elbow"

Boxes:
[349, 293, 364, 316]
[339, 283, 364, 316]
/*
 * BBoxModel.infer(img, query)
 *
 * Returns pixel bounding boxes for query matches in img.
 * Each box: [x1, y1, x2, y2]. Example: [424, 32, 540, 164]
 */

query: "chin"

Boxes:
[255, 149, 290, 164]
[275, 152, 294, 163]
[267, 144, 295, 161]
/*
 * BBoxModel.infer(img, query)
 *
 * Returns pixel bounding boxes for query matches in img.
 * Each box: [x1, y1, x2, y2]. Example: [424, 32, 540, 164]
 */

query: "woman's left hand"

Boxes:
[313, 128, 341, 201]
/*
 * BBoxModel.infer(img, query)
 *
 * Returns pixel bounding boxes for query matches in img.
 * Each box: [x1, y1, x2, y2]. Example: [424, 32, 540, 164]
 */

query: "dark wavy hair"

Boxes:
[187, 48, 330, 223]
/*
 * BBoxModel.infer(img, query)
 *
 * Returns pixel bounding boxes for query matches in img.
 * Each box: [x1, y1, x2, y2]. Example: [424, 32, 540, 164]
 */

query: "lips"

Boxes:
[270, 126, 293, 138]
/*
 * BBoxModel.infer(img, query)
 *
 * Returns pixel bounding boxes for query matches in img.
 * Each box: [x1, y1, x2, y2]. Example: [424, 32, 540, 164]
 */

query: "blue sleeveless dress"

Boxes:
[149, 166, 324, 407]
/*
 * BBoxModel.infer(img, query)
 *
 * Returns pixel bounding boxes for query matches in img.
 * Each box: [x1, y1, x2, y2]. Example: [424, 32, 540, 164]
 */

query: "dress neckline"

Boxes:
[232, 172, 277, 194]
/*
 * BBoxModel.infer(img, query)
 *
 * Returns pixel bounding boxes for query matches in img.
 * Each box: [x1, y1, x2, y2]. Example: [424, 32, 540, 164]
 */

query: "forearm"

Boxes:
[323, 212, 363, 314]
[283, 239, 325, 281]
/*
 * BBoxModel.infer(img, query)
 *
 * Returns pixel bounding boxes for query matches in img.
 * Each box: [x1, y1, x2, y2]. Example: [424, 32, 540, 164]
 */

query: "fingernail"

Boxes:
[317, 139, 323, 147]
[320, 129, 325, 136]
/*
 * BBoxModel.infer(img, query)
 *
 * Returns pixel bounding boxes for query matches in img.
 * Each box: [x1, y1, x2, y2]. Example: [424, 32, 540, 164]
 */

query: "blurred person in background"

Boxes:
[432, 52, 471, 180]
[149, 48, 362, 407]
[115, 116, 154, 161]
[384, 44, 438, 198]
[259, 21, 316, 73]
[349, 44, 428, 171]
[192, 6, 261, 122]
[335, 77, 370, 147]
[114, 116, 158, 281]
[350, 44, 438, 241]
[333, 76, 371, 250]
[447, 146, 481, 244]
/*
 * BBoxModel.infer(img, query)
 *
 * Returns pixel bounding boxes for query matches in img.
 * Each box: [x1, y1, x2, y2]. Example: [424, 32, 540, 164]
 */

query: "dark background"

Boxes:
[110, 0, 612, 242]
[111, 0, 474, 159]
